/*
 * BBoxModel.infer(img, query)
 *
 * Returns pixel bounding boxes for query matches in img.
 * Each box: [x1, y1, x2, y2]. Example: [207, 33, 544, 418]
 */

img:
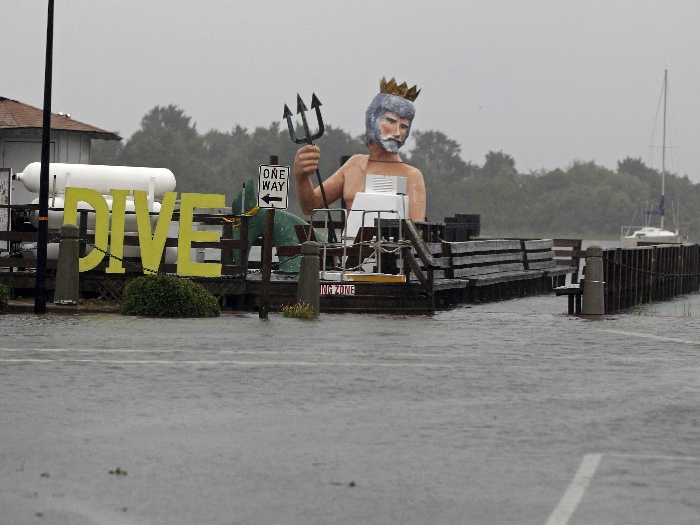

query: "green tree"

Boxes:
[406, 130, 476, 220]
[407, 131, 472, 182]
[480, 150, 517, 178]
[90, 137, 124, 165]
[119, 105, 217, 195]
[617, 157, 657, 179]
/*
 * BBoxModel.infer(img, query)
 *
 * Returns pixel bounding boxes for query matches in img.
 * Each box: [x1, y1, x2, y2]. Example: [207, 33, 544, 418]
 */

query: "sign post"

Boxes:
[258, 159, 288, 318]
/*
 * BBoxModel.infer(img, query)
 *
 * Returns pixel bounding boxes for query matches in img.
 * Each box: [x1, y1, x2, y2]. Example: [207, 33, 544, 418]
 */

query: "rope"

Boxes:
[220, 205, 259, 227]
[79, 237, 249, 280]
[317, 238, 413, 272]
[80, 237, 161, 275]
[602, 255, 700, 280]
[375, 238, 412, 254]
[0, 236, 62, 258]
[276, 254, 301, 266]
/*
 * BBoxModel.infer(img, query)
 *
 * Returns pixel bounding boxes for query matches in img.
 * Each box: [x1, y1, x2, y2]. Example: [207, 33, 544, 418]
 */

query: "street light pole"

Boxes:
[35, 0, 54, 314]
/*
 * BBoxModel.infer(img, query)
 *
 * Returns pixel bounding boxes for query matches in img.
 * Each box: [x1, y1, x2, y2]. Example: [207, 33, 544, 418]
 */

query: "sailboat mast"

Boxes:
[660, 69, 667, 230]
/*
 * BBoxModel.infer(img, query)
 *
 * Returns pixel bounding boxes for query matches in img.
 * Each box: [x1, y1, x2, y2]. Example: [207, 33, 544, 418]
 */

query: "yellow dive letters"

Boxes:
[62, 188, 225, 277]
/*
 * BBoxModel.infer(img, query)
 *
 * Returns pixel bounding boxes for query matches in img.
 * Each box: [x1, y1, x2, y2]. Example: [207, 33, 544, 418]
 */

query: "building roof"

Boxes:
[0, 97, 121, 141]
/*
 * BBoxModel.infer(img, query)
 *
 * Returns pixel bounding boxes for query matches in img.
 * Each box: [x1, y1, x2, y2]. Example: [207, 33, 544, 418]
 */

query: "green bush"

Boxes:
[120, 274, 220, 317]
[0, 283, 8, 313]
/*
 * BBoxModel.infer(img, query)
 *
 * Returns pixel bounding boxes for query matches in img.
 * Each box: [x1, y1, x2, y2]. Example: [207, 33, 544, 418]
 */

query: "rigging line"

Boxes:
[648, 72, 665, 170]
[648, 70, 680, 175]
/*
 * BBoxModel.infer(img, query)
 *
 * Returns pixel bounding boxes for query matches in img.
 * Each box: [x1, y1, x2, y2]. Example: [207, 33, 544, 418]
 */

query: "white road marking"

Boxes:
[606, 452, 700, 462]
[0, 347, 612, 367]
[0, 347, 458, 359]
[0, 347, 629, 361]
[544, 452, 700, 525]
[601, 329, 700, 346]
[545, 453, 602, 525]
[0, 346, 474, 367]
[0, 357, 471, 368]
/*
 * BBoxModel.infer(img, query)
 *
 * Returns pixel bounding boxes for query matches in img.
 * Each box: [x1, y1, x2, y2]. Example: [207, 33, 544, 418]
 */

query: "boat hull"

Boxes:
[621, 227, 687, 248]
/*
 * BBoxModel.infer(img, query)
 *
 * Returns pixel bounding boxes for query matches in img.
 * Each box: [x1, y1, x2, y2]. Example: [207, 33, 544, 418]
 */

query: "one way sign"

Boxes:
[257, 164, 289, 209]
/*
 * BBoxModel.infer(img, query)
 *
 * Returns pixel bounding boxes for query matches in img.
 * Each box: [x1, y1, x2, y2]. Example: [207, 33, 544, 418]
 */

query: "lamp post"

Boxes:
[35, 0, 54, 314]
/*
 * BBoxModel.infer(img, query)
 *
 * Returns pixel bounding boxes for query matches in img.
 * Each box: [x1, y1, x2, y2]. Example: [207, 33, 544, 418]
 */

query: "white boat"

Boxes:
[621, 70, 687, 248]
[621, 226, 686, 248]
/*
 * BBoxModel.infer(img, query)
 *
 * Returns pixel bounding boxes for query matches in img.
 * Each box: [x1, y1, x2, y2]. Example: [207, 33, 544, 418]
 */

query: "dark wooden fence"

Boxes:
[601, 244, 700, 313]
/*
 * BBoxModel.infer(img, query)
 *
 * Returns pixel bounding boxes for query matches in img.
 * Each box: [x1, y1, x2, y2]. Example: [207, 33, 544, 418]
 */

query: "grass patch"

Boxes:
[281, 300, 316, 319]
[0, 283, 8, 313]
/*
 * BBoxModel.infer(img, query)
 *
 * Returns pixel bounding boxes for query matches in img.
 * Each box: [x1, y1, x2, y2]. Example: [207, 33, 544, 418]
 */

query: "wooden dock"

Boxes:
[1, 209, 582, 315]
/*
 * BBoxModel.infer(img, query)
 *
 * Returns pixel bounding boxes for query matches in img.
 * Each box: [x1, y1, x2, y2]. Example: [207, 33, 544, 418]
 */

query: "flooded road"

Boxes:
[1, 295, 699, 524]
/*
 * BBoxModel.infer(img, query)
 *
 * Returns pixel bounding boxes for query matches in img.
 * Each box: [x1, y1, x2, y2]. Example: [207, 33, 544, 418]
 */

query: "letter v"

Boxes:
[134, 191, 176, 274]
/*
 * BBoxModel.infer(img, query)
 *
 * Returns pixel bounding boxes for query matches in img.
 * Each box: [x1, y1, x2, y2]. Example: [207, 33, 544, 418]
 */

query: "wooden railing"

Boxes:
[403, 232, 580, 304]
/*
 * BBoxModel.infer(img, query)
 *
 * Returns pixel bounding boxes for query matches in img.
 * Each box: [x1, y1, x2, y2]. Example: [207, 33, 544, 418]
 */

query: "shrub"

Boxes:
[120, 274, 220, 317]
[0, 283, 8, 313]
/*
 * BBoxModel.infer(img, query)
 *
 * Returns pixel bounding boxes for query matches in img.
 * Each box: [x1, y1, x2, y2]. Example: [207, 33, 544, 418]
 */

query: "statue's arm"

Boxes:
[294, 145, 344, 215]
[407, 167, 427, 222]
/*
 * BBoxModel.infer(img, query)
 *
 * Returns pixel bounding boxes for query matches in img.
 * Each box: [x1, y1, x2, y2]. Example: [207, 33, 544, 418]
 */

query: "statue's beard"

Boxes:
[376, 134, 404, 153]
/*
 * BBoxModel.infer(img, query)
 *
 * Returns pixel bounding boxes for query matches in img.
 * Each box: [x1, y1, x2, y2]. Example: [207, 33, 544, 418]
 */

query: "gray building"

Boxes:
[0, 97, 121, 204]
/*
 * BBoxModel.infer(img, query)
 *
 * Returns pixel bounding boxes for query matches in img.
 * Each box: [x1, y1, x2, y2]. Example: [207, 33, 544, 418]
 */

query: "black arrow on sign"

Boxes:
[262, 194, 283, 205]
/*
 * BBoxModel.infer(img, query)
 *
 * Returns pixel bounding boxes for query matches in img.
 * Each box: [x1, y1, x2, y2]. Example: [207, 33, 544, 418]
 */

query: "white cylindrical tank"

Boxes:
[22, 238, 179, 262]
[28, 196, 161, 231]
[16, 163, 176, 198]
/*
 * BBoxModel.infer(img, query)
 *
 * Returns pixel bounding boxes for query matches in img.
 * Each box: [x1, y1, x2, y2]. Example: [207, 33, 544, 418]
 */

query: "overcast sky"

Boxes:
[3, 1, 700, 182]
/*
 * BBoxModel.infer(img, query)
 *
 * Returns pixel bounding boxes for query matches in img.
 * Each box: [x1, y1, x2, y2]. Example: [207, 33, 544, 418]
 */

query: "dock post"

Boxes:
[258, 208, 275, 319]
[582, 245, 604, 315]
[54, 223, 80, 305]
[297, 241, 320, 317]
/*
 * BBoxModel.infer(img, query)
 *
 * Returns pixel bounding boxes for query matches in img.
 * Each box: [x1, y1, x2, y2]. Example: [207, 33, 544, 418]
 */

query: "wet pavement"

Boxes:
[1, 294, 699, 524]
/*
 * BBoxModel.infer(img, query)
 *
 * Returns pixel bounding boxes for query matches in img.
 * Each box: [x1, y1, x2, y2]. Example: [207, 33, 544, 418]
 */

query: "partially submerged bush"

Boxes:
[0, 283, 8, 313]
[120, 274, 220, 317]
[281, 301, 316, 319]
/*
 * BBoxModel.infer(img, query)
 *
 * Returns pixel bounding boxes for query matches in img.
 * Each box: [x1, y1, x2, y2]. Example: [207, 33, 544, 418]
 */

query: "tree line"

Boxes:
[92, 104, 700, 241]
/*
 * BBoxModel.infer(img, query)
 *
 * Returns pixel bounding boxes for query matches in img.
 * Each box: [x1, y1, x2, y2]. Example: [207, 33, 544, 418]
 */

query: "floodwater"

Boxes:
[1, 294, 699, 525]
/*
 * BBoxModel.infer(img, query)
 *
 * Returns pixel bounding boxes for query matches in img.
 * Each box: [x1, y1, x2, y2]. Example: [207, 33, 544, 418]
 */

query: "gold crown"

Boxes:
[379, 77, 420, 102]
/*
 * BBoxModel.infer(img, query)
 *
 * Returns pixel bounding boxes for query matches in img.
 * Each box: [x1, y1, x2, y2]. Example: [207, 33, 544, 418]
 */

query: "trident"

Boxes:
[284, 93, 337, 243]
